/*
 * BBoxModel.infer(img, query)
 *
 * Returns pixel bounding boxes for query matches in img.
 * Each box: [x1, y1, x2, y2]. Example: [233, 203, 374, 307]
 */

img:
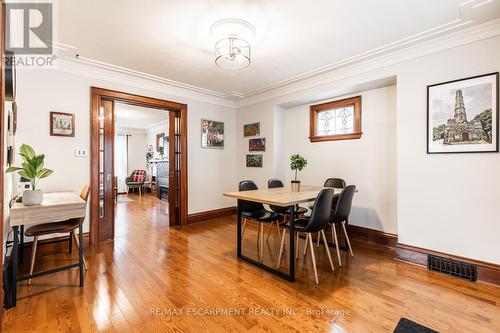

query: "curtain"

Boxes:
[115, 134, 128, 193]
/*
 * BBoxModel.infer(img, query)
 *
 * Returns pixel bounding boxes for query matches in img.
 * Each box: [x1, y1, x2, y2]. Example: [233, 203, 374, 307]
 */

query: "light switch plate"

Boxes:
[75, 149, 88, 157]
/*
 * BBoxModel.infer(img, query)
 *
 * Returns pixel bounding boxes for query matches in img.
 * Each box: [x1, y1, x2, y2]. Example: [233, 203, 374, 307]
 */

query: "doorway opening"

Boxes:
[90, 87, 188, 247]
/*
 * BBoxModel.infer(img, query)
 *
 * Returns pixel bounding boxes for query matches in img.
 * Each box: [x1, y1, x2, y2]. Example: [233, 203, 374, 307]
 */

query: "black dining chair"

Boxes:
[238, 180, 281, 262]
[314, 178, 346, 246]
[328, 185, 356, 267]
[277, 188, 335, 284]
[267, 179, 308, 241]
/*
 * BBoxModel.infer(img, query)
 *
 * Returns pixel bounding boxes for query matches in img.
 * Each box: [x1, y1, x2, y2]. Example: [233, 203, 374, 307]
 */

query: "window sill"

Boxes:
[309, 132, 362, 143]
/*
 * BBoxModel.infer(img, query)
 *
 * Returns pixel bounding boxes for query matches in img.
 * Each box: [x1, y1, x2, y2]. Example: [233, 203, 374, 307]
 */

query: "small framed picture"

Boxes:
[201, 119, 224, 149]
[50, 112, 75, 137]
[249, 138, 265, 151]
[243, 122, 260, 137]
[427, 72, 498, 153]
[246, 154, 263, 167]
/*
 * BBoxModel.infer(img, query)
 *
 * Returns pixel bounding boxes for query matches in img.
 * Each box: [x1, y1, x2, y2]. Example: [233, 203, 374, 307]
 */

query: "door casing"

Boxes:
[90, 87, 188, 247]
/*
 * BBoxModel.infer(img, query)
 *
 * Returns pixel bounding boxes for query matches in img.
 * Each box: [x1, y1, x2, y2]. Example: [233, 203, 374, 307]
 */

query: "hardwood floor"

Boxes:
[3, 193, 500, 332]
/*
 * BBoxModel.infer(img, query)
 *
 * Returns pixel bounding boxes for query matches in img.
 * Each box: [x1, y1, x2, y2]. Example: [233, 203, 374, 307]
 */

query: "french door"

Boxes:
[98, 99, 115, 240]
[90, 87, 188, 247]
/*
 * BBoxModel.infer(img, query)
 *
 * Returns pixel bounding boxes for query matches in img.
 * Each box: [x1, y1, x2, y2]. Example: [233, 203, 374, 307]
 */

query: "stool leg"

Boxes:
[321, 230, 335, 271]
[308, 233, 319, 284]
[68, 233, 73, 254]
[28, 236, 38, 285]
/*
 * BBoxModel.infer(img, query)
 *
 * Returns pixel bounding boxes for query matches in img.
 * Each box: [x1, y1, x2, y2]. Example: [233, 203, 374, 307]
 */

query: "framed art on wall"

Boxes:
[201, 119, 224, 149]
[246, 154, 263, 167]
[249, 138, 265, 151]
[243, 122, 260, 137]
[427, 72, 498, 154]
[50, 112, 75, 137]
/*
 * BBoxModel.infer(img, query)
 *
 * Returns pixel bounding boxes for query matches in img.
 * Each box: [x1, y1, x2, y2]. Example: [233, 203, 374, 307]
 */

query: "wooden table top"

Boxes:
[10, 191, 87, 227]
[223, 185, 343, 207]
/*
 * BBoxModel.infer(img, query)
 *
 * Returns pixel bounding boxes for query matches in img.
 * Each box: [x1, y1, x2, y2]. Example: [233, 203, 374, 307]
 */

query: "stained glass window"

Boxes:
[309, 96, 362, 142]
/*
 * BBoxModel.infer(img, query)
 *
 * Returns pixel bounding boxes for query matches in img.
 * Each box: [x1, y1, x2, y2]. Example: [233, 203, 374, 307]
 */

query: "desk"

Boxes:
[223, 186, 343, 282]
[8, 192, 86, 308]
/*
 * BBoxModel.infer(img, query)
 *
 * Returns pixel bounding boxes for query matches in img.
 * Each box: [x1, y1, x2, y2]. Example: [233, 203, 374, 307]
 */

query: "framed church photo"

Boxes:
[427, 72, 498, 154]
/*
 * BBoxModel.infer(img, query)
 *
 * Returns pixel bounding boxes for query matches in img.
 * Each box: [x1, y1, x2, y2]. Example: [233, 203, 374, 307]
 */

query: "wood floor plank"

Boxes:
[3, 193, 500, 332]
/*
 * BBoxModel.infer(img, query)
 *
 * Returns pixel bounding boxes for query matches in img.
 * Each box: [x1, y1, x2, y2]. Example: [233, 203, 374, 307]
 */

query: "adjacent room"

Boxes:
[1, 1, 500, 332]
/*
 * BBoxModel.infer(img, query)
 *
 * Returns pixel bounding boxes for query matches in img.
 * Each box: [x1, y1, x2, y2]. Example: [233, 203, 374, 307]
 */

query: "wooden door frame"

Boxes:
[90, 87, 188, 247]
[0, 0, 5, 320]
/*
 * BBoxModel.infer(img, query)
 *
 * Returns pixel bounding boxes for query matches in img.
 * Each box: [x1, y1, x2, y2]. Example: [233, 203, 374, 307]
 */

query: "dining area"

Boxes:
[223, 177, 356, 284]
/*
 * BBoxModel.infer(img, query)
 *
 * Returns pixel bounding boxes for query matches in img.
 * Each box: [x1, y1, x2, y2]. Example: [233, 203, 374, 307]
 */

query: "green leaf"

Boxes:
[18, 170, 31, 179]
[5, 166, 22, 173]
[19, 144, 36, 160]
[38, 168, 53, 179]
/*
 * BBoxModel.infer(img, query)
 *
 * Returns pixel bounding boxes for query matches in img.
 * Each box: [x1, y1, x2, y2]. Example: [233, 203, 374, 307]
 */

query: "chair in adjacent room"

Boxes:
[125, 169, 147, 195]
[328, 185, 356, 267]
[238, 180, 281, 262]
[277, 188, 335, 284]
[26, 185, 90, 285]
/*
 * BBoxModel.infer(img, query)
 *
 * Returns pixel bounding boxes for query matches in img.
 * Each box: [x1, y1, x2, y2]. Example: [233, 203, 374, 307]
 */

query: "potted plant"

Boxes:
[6, 144, 53, 205]
[290, 154, 307, 192]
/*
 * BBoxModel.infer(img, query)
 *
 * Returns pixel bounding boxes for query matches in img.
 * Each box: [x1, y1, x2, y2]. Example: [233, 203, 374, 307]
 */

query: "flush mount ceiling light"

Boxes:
[210, 18, 255, 70]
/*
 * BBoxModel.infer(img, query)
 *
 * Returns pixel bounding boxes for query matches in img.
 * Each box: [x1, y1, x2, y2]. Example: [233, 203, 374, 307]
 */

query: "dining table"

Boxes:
[7, 191, 87, 308]
[223, 185, 344, 282]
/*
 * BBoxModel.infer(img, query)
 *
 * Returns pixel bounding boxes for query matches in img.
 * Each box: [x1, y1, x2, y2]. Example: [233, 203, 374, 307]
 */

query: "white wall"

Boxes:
[13, 65, 237, 238]
[115, 127, 148, 174]
[236, 35, 500, 265]
[280, 87, 397, 233]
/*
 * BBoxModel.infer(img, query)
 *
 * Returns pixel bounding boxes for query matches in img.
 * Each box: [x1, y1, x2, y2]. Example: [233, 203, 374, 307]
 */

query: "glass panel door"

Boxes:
[98, 99, 115, 240]
[169, 110, 181, 226]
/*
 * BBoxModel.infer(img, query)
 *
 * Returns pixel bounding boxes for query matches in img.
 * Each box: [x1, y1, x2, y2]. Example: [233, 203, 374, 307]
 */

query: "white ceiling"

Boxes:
[115, 103, 168, 130]
[55, 0, 500, 99]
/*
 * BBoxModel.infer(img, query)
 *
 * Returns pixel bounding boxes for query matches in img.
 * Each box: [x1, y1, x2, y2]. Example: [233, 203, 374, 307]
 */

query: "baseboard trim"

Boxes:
[346, 224, 398, 248]
[395, 243, 500, 286]
[187, 207, 237, 224]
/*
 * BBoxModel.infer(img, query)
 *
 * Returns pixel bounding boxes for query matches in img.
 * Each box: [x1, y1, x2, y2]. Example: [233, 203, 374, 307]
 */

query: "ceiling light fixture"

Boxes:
[210, 19, 255, 70]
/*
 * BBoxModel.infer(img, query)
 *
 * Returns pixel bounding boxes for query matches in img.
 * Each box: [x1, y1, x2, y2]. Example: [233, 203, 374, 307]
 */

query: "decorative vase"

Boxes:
[291, 180, 300, 192]
[22, 189, 43, 206]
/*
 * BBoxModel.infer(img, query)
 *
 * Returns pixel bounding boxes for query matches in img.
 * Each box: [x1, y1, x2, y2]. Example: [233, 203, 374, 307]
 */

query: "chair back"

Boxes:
[268, 179, 284, 189]
[324, 178, 346, 188]
[331, 185, 356, 223]
[238, 180, 264, 212]
[80, 185, 90, 202]
[131, 169, 147, 183]
[303, 188, 334, 233]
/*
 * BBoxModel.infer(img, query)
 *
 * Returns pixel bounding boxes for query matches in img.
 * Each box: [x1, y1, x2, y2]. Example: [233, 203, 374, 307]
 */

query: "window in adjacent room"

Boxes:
[309, 96, 362, 142]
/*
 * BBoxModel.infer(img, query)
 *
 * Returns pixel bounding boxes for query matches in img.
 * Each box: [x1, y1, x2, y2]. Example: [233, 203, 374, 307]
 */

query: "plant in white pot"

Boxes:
[6, 144, 53, 205]
[290, 154, 307, 192]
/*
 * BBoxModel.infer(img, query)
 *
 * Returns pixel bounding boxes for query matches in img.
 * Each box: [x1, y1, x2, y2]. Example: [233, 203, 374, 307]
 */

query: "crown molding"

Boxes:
[51, 58, 236, 108]
[49, 0, 499, 109]
[235, 17, 500, 108]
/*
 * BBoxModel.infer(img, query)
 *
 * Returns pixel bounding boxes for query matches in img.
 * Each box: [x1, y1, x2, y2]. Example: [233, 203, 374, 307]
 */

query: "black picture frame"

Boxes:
[427, 72, 499, 154]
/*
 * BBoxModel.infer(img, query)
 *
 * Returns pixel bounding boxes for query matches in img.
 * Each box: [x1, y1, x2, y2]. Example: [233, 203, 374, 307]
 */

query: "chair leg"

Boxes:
[241, 218, 247, 238]
[321, 230, 335, 271]
[332, 224, 342, 267]
[259, 223, 264, 263]
[316, 232, 320, 247]
[266, 222, 274, 241]
[341, 221, 354, 257]
[28, 236, 38, 285]
[277, 229, 286, 269]
[303, 233, 309, 256]
[73, 231, 88, 270]
[68, 233, 73, 254]
[308, 233, 319, 284]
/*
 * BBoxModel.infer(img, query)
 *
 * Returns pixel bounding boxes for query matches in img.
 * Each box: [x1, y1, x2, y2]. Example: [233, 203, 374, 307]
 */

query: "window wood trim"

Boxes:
[309, 96, 362, 142]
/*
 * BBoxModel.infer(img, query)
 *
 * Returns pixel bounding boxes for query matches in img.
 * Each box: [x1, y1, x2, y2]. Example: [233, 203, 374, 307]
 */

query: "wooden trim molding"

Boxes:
[346, 224, 398, 248]
[395, 243, 500, 286]
[309, 96, 362, 142]
[187, 207, 237, 224]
